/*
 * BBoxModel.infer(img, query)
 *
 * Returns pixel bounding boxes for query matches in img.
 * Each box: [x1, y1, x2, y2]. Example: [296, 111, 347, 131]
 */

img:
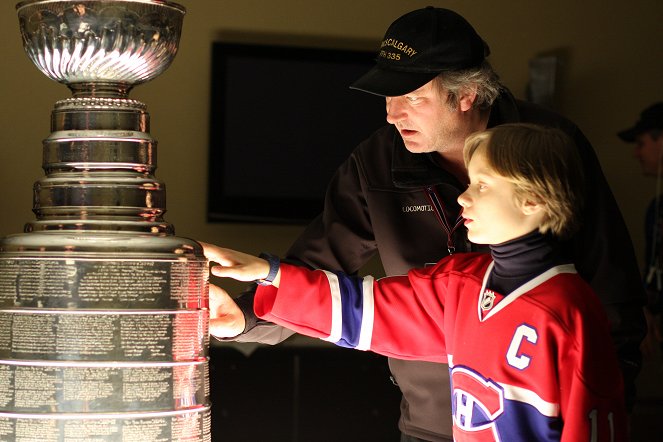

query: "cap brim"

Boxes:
[350, 65, 439, 97]
[617, 127, 637, 143]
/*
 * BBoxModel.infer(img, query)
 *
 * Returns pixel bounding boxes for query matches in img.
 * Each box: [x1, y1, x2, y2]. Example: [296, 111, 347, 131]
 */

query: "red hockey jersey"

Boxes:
[254, 253, 626, 441]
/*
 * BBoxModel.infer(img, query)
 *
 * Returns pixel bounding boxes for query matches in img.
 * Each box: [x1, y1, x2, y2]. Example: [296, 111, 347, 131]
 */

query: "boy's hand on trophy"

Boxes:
[201, 242, 270, 282]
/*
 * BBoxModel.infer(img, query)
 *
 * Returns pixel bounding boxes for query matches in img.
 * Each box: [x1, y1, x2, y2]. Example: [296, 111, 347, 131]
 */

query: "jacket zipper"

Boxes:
[424, 186, 464, 255]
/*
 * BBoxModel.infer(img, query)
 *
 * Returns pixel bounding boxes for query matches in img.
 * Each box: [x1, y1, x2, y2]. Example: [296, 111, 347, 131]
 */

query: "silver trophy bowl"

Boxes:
[17, 0, 185, 97]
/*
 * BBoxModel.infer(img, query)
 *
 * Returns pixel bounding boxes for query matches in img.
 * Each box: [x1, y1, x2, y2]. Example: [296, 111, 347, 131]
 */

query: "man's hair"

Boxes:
[433, 61, 503, 111]
[463, 123, 585, 239]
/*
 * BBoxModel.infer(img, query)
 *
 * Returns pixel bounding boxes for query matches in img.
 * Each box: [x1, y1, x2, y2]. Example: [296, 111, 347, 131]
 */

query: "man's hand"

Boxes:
[208, 283, 246, 338]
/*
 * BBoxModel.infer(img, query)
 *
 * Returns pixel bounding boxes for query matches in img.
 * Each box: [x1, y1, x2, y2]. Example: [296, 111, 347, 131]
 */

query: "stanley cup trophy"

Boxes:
[0, 1, 211, 440]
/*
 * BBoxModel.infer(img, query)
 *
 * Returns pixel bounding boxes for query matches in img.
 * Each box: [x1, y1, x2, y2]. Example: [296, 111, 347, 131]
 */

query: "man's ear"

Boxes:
[458, 86, 478, 112]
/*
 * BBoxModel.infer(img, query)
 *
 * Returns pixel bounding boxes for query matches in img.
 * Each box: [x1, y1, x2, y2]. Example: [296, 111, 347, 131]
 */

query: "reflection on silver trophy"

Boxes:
[0, 1, 211, 440]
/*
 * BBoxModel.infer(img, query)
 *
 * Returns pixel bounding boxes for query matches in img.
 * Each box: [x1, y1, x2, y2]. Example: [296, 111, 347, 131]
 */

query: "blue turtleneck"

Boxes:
[487, 230, 570, 296]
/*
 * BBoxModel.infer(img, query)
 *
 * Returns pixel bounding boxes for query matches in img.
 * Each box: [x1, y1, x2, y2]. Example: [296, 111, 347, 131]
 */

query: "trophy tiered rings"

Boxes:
[0, 1, 211, 440]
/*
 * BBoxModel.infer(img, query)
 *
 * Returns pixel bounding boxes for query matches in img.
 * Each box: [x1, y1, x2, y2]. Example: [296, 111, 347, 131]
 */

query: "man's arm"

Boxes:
[202, 244, 298, 345]
[566, 126, 647, 411]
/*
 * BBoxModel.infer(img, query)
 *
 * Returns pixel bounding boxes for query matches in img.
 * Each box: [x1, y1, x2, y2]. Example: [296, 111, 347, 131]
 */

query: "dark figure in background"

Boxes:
[618, 102, 663, 358]
[211, 7, 646, 442]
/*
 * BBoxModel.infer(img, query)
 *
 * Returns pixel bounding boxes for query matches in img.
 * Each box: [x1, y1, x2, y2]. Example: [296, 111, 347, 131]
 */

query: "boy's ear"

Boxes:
[521, 196, 545, 215]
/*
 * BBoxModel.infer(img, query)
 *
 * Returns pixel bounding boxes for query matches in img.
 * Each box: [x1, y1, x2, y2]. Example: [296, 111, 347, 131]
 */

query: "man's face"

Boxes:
[633, 131, 663, 176]
[385, 80, 469, 155]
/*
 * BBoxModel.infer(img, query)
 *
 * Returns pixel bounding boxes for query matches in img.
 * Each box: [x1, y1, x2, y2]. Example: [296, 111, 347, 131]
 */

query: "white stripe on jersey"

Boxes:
[356, 276, 375, 350]
[480, 263, 578, 321]
[501, 383, 560, 417]
[322, 271, 342, 343]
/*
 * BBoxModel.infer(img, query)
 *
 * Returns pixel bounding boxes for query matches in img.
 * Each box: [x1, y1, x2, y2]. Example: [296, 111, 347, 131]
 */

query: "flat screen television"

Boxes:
[207, 41, 386, 223]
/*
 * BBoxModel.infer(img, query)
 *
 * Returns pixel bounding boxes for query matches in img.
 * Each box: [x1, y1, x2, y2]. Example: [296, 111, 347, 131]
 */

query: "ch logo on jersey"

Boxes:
[451, 367, 504, 441]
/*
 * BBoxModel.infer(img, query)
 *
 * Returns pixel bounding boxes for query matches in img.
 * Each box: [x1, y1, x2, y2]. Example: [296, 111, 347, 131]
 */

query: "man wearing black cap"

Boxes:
[619, 103, 663, 175]
[207, 7, 645, 442]
[619, 102, 663, 360]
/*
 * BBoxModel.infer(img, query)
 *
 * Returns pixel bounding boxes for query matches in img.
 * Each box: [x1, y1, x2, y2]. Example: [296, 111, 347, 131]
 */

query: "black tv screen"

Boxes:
[208, 41, 386, 223]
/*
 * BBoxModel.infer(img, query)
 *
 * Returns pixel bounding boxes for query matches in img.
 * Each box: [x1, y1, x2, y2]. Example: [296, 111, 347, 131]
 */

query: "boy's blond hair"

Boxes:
[463, 123, 584, 239]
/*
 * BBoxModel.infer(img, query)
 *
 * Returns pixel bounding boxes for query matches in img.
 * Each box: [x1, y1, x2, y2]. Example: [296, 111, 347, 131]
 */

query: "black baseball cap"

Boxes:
[617, 102, 663, 142]
[350, 7, 490, 97]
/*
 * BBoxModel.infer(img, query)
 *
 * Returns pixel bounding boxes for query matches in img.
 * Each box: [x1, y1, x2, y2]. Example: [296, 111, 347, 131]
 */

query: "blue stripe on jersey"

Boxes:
[496, 400, 562, 441]
[332, 271, 366, 349]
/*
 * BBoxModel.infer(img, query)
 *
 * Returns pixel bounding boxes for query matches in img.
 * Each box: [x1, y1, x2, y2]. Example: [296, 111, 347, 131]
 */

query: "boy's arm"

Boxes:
[558, 357, 628, 441]
[556, 301, 628, 441]
[254, 263, 448, 363]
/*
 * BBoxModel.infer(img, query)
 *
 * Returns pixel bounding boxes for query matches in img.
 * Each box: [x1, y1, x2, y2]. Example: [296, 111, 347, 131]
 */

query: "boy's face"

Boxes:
[458, 148, 544, 245]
